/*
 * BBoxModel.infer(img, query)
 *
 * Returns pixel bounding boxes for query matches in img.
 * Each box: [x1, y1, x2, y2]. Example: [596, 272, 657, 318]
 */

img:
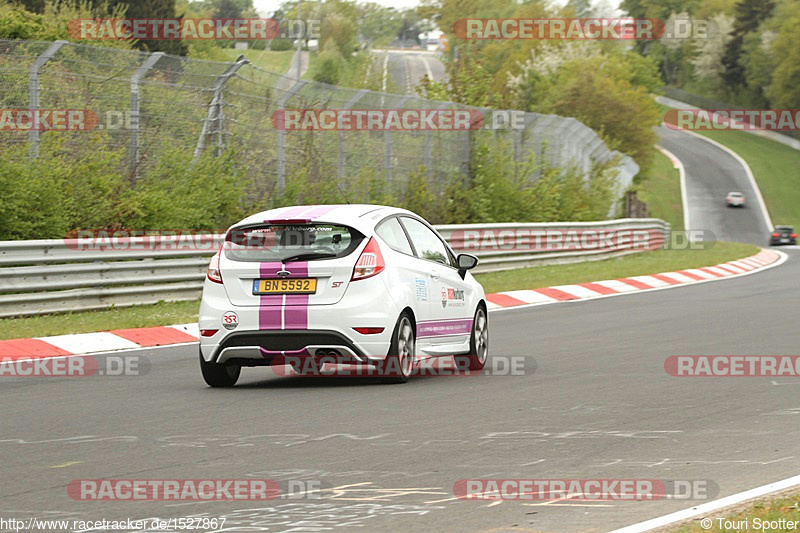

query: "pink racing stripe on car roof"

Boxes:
[259, 262, 283, 330]
[265, 205, 339, 222]
[283, 262, 309, 330]
[300, 205, 339, 219]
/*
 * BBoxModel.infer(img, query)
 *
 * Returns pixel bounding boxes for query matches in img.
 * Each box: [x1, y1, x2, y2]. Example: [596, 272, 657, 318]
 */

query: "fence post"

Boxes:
[192, 55, 248, 162]
[425, 102, 452, 180]
[384, 96, 410, 185]
[338, 89, 368, 181]
[275, 80, 307, 196]
[129, 52, 165, 182]
[28, 40, 66, 160]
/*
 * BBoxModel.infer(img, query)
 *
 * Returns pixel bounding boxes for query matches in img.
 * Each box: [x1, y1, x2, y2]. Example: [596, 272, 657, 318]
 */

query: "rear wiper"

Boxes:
[281, 252, 338, 263]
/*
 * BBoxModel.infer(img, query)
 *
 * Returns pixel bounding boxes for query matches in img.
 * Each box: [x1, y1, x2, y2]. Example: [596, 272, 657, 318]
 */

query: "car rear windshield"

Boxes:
[729, 192, 743, 197]
[223, 223, 365, 262]
[776, 226, 794, 232]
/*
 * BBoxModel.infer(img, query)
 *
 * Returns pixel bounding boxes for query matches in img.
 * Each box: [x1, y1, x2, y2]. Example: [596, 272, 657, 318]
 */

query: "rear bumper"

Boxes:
[200, 274, 400, 362]
[208, 329, 367, 364]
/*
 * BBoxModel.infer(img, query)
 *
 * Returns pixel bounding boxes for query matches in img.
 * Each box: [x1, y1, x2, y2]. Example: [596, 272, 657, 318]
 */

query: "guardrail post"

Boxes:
[192, 55, 248, 162]
[275, 80, 307, 196]
[28, 40, 66, 160]
[338, 90, 368, 181]
[129, 52, 165, 182]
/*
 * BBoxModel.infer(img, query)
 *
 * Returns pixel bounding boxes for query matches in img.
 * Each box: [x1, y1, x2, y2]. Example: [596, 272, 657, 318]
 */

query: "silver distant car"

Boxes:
[726, 192, 745, 207]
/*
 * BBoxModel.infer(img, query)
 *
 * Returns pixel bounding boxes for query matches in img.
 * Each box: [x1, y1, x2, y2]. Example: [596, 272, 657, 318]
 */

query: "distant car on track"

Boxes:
[726, 192, 745, 207]
[769, 225, 797, 246]
[198, 204, 488, 386]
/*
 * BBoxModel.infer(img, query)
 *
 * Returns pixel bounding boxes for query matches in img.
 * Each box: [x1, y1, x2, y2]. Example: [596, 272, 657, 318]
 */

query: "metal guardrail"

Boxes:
[438, 219, 670, 273]
[0, 219, 669, 318]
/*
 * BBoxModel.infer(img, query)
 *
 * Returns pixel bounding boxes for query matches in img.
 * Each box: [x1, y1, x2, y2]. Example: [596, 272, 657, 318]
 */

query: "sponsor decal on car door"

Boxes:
[423, 268, 472, 345]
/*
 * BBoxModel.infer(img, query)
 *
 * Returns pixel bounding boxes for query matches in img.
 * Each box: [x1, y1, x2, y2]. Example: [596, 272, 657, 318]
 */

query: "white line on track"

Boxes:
[608, 473, 800, 533]
[422, 56, 434, 81]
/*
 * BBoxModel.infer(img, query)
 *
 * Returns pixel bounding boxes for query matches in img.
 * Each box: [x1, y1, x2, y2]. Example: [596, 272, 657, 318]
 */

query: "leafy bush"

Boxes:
[0, 134, 130, 239]
[0, 1, 133, 49]
[313, 47, 343, 85]
[128, 148, 253, 231]
[434, 136, 619, 225]
[269, 38, 294, 52]
[402, 167, 436, 222]
[0, 135, 254, 240]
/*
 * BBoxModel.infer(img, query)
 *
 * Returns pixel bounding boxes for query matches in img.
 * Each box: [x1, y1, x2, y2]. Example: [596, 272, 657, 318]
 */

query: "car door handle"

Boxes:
[430, 270, 441, 280]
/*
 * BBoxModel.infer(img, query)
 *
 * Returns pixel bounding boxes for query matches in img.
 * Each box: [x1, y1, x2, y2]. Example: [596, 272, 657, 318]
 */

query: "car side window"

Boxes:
[375, 217, 413, 255]
[399, 217, 452, 267]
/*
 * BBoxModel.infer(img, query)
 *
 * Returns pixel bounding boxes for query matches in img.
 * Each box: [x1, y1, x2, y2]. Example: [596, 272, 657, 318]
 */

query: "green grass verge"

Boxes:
[639, 147, 684, 231]
[302, 51, 317, 80]
[220, 48, 295, 74]
[668, 492, 800, 532]
[2, 300, 200, 341]
[0, 242, 759, 339]
[473, 241, 758, 294]
[690, 129, 800, 230]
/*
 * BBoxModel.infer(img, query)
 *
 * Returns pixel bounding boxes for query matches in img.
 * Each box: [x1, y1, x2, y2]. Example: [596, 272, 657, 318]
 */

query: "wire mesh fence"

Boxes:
[0, 39, 639, 204]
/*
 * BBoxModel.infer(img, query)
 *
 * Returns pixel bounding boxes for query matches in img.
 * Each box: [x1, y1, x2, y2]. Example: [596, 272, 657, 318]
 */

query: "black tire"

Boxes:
[384, 312, 415, 384]
[199, 352, 240, 387]
[466, 305, 489, 371]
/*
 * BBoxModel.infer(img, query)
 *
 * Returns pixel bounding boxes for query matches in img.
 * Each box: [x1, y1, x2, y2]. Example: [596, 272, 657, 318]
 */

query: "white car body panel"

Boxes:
[199, 204, 486, 365]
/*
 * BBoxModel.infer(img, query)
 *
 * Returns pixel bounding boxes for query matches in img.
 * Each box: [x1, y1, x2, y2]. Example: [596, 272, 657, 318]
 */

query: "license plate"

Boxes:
[781, 238, 789, 243]
[253, 278, 317, 294]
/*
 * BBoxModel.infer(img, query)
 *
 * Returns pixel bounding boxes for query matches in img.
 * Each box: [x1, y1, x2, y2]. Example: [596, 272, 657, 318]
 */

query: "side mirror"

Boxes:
[456, 253, 479, 279]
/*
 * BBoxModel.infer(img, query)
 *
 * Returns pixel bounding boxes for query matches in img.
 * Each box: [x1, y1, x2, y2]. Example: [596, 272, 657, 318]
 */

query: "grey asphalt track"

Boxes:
[2, 54, 796, 533]
[658, 125, 772, 245]
[380, 50, 446, 95]
[1, 248, 798, 533]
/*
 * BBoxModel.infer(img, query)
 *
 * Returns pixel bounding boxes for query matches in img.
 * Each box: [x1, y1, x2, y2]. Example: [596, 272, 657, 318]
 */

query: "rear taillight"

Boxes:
[772, 233, 780, 238]
[200, 329, 218, 337]
[207, 251, 223, 284]
[351, 237, 385, 281]
[792, 234, 798, 238]
[353, 327, 385, 335]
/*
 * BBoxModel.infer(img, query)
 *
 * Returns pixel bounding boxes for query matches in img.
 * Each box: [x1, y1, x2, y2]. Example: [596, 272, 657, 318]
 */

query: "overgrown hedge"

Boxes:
[0, 134, 620, 240]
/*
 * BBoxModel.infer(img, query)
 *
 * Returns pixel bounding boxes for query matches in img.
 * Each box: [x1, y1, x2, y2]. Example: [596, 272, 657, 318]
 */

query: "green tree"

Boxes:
[103, 0, 188, 55]
[549, 68, 658, 170]
[766, 2, 800, 108]
[357, 3, 402, 46]
[720, 0, 775, 89]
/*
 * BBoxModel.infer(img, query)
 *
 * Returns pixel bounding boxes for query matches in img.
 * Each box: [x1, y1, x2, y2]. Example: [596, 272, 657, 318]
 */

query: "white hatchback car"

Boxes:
[726, 192, 745, 207]
[198, 204, 488, 386]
